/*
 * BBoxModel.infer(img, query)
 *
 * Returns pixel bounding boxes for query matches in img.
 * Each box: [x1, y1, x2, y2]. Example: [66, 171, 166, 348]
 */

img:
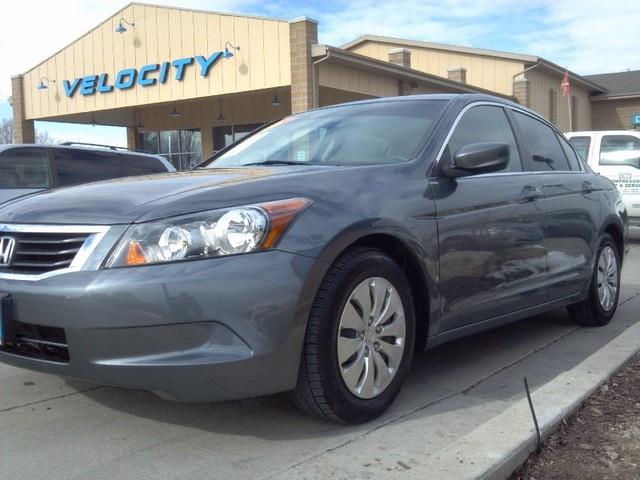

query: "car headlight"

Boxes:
[105, 197, 311, 268]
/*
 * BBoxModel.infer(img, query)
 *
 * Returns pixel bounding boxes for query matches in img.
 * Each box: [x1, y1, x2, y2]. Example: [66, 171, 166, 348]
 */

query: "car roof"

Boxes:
[0, 143, 158, 158]
[303, 93, 555, 132]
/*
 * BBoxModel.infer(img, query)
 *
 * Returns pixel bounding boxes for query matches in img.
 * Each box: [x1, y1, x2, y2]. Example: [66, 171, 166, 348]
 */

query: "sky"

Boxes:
[1, 0, 639, 145]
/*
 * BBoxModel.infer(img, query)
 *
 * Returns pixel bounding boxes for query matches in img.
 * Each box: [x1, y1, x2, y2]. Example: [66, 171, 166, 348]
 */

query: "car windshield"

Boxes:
[207, 100, 447, 168]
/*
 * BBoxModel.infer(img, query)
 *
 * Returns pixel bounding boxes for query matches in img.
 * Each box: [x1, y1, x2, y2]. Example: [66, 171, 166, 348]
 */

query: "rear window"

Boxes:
[599, 135, 640, 169]
[568, 136, 591, 162]
[0, 148, 51, 189]
[53, 150, 168, 187]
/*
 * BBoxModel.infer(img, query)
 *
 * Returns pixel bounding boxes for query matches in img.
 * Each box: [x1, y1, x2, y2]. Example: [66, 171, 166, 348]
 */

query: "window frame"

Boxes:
[568, 135, 592, 163]
[598, 134, 640, 169]
[506, 108, 584, 173]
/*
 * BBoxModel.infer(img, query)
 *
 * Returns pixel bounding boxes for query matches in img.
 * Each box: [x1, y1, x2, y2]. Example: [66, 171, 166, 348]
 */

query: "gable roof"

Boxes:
[343, 34, 605, 93]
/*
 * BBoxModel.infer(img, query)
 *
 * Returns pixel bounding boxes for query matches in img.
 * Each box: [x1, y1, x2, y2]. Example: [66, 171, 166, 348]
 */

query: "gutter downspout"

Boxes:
[310, 45, 330, 109]
[512, 62, 540, 82]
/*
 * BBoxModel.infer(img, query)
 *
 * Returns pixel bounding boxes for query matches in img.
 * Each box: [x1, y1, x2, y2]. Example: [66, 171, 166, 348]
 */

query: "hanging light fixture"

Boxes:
[37, 77, 55, 90]
[223, 42, 240, 59]
[271, 89, 282, 107]
[169, 105, 181, 118]
[91, 114, 97, 127]
[115, 17, 135, 34]
[216, 98, 226, 122]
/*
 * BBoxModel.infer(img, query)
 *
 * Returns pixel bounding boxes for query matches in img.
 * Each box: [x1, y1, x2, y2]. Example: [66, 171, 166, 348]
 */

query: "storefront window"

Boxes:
[140, 129, 202, 170]
[213, 124, 262, 153]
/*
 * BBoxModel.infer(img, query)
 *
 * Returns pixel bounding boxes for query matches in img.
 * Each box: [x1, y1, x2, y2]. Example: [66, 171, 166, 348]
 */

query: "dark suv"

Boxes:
[0, 143, 175, 204]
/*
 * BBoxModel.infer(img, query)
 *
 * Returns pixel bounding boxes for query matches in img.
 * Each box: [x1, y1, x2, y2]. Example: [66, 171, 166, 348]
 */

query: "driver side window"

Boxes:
[447, 105, 522, 172]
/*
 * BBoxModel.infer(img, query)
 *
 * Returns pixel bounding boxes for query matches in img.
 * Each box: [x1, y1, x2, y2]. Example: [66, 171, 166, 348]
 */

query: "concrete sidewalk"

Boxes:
[1, 243, 639, 480]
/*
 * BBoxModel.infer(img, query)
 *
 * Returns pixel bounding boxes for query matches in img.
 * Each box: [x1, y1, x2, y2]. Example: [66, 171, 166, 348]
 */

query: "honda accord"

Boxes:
[0, 94, 628, 423]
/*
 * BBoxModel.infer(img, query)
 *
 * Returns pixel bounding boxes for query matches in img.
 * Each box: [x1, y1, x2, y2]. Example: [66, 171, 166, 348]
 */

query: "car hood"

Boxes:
[0, 189, 45, 206]
[0, 167, 335, 225]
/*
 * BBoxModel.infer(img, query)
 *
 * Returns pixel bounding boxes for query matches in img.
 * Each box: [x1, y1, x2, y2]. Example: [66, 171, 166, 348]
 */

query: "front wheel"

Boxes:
[567, 234, 621, 326]
[291, 247, 415, 423]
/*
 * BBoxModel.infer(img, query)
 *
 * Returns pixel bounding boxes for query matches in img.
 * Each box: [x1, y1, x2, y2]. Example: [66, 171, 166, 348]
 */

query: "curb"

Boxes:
[420, 319, 640, 480]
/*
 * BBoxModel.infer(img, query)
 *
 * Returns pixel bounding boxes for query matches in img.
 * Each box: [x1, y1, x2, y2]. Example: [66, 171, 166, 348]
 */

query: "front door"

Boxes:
[434, 105, 547, 331]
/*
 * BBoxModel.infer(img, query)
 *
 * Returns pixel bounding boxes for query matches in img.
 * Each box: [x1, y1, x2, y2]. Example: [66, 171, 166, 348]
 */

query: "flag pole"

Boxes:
[567, 92, 573, 132]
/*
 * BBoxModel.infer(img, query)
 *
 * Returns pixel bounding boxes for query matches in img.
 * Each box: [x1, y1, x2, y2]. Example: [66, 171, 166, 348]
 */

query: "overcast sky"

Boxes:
[1, 0, 639, 145]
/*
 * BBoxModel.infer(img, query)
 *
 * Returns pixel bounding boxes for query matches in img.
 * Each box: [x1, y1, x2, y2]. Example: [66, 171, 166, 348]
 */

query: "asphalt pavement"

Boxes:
[1, 242, 639, 480]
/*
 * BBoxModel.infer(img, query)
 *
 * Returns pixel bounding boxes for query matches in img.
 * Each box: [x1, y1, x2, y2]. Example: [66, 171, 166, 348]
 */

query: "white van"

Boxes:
[565, 131, 640, 232]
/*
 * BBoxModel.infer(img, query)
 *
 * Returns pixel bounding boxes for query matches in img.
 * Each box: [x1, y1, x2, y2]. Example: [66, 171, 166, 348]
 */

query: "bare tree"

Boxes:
[0, 119, 57, 145]
[36, 130, 57, 145]
[0, 118, 13, 144]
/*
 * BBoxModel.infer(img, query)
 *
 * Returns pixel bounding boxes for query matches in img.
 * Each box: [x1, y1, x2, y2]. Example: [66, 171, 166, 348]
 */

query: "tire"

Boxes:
[567, 233, 621, 327]
[291, 247, 416, 424]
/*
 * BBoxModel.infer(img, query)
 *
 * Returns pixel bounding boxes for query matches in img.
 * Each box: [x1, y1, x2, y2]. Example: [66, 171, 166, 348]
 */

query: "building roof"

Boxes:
[343, 34, 606, 93]
[585, 70, 640, 99]
[312, 45, 515, 100]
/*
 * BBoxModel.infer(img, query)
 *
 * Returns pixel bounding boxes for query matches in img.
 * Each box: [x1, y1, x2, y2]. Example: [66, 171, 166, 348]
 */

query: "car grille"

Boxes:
[0, 231, 91, 275]
[0, 321, 69, 363]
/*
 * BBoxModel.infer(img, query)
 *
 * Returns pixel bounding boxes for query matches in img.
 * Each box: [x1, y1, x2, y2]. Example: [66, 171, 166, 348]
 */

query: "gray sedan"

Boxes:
[0, 94, 628, 423]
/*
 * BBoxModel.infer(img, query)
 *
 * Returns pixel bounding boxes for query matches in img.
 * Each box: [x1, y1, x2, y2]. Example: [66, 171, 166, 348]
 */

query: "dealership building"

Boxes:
[10, 3, 639, 169]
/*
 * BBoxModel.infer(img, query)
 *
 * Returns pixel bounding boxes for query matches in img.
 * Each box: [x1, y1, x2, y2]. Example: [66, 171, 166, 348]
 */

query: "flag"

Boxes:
[561, 70, 571, 97]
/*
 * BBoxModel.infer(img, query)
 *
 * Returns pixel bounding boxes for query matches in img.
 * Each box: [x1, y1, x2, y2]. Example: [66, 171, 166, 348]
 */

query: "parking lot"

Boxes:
[1, 242, 639, 480]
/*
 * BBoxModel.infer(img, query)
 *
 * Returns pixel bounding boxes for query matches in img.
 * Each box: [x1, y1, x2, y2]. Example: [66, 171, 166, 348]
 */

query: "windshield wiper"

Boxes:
[243, 160, 312, 166]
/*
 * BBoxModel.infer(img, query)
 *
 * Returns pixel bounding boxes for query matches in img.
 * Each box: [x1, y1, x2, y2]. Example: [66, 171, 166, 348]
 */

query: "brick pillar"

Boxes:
[388, 48, 411, 68]
[513, 79, 530, 107]
[447, 67, 467, 84]
[126, 126, 139, 150]
[11, 75, 35, 144]
[289, 17, 318, 113]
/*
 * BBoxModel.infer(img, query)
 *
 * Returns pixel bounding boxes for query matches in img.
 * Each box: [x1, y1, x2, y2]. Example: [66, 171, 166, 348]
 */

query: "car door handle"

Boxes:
[521, 185, 543, 201]
[582, 181, 596, 193]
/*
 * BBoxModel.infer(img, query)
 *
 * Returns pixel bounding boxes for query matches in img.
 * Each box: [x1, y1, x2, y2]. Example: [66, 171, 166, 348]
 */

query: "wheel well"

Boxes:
[350, 234, 430, 351]
[604, 224, 624, 261]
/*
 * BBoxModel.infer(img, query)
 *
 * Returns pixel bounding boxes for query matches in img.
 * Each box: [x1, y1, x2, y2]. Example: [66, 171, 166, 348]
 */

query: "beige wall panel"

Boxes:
[527, 68, 591, 131]
[193, 12, 208, 98]
[219, 16, 237, 91]
[248, 18, 266, 89]
[155, 7, 172, 103]
[319, 86, 375, 107]
[233, 16, 251, 92]
[143, 6, 160, 104]
[318, 64, 398, 97]
[205, 14, 224, 94]
[22, 6, 291, 120]
[349, 40, 524, 95]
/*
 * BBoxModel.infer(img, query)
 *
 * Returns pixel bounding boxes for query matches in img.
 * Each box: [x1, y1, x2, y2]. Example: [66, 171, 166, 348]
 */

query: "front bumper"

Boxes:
[0, 250, 318, 401]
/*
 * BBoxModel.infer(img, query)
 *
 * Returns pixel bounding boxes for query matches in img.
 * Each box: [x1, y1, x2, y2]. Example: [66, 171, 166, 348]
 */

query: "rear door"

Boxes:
[512, 112, 599, 300]
[594, 133, 640, 221]
[434, 104, 547, 331]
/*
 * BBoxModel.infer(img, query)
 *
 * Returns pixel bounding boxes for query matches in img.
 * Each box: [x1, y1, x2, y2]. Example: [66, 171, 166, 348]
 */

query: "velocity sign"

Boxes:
[62, 52, 224, 98]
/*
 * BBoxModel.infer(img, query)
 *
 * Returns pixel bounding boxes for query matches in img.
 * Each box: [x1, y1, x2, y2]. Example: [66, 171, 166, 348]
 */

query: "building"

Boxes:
[10, 3, 633, 169]
[585, 69, 640, 131]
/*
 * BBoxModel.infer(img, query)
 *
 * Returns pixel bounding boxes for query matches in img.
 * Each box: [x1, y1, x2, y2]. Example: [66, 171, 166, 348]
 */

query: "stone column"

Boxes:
[447, 67, 467, 84]
[11, 75, 35, 144]
[126, 126, 139, 150]
[289, 17, 318, 113]
[513, 79, 530, 107]
[388, 48, 411, 68]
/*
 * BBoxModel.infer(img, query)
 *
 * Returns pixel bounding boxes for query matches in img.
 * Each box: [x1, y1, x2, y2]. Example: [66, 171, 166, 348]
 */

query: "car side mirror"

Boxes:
[443, 142, 510, 177]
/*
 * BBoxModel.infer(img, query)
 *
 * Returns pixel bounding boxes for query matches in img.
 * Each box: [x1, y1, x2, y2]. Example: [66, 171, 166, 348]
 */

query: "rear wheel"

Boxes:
[291, 247, 415, 423]
[567, 234, 621, 326]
